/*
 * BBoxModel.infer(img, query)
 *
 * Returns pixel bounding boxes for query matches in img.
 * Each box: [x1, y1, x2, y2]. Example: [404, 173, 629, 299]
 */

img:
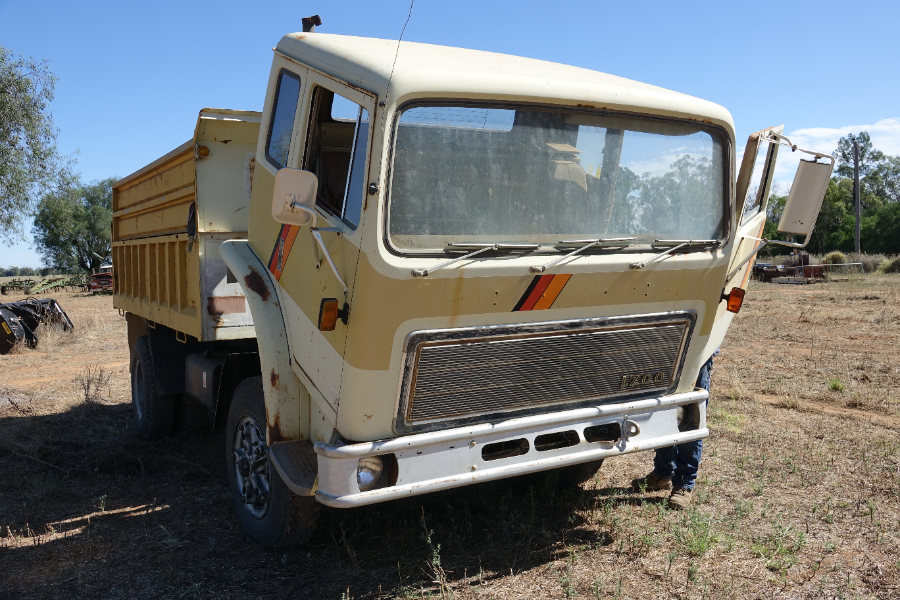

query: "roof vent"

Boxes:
[302, 15, 322, 32]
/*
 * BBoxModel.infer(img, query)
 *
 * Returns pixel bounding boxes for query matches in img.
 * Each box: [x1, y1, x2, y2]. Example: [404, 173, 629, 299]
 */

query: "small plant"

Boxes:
[823, 251, 848, 265]
[76, 365, 113, 405]
[420, 509, 450, 599]
[734, 499, 754, 518]
[674, 510, 718, 557]
[828, 378, 846, 393]
[752, 481, 764, 496]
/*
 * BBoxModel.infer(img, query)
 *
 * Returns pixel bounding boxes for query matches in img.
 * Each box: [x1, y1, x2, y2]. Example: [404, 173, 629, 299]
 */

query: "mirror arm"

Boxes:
[725, 235, 810, 282]
[762, 133, 836, 166]
[288, 199, 318, 228]
[310, 228, 348, 298]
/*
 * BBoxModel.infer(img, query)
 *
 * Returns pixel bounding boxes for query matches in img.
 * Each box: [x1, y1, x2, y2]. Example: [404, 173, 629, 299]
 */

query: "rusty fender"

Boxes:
[219, 240, 308, 448]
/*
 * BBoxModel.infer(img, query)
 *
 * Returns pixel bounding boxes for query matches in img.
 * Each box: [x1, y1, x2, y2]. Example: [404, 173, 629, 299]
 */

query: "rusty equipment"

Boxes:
[0, 298, 74, 355]
[753, 252, 827, 285]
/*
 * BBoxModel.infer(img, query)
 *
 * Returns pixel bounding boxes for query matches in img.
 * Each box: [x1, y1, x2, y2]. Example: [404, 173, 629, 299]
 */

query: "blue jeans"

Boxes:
[652, 352, 715, 491]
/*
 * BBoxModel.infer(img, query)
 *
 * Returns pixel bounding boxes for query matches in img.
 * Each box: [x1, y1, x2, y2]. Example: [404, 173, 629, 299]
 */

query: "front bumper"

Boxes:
[313, 389, 708, 507]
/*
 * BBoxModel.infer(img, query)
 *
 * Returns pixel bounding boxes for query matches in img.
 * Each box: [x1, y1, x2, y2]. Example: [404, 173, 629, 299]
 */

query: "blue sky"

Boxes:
[2, 0, 898, 266]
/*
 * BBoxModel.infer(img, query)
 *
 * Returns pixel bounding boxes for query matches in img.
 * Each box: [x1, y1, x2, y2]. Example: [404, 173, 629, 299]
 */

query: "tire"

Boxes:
[558, 459, 605, 487]
[226, 376, 319, 550]
[130, 336, 175, 438]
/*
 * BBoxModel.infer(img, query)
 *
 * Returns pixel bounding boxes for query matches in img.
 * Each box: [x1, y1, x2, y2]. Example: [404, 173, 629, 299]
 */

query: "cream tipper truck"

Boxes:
[113, 30, 834, 548]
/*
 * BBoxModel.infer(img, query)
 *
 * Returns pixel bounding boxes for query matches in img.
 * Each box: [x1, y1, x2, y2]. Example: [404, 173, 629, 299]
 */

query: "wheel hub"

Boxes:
[232, 416, 270, 518]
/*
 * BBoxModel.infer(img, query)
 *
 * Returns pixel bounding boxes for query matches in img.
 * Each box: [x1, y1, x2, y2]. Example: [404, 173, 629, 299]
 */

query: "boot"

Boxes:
[630, 471, 672, 492]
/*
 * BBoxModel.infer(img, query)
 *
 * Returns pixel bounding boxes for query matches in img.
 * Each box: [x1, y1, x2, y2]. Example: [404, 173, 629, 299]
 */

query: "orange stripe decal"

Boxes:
[532, 273, 571, 310]
[268, 224, 301, 281]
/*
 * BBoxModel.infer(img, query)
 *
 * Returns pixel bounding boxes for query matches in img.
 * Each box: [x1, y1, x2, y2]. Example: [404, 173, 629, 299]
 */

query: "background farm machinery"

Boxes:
[0, 274, 90, 295]
[0, 297, 74, 355]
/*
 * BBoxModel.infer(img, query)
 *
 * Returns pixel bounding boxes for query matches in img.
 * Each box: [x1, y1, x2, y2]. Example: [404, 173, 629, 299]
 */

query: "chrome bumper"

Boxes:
[314, 389, 708, 508]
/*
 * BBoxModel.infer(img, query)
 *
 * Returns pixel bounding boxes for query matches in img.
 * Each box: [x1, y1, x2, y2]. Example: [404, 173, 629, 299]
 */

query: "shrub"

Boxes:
[823, 251, 847, 265]
[883, 257, 900, 274]
[855, 253, 887, 273]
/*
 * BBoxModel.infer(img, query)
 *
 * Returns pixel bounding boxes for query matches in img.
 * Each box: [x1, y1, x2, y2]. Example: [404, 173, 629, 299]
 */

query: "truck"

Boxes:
[114, 29, 834, 549]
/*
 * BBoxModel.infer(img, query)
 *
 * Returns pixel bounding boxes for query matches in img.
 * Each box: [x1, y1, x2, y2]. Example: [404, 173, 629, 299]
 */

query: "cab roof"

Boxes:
[275, 33, 735, 137]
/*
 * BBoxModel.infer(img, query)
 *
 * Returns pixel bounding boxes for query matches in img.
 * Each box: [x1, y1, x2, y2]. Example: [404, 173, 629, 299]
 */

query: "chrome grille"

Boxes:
[396, 312, 695, 433]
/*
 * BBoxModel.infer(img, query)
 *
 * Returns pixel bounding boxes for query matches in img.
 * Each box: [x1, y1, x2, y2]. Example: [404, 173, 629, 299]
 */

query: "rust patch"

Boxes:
[270, 368, 280, 389]
[364, 413, 372, 419]
[269, 413, 286, 443]
[244, 268, 270, 301]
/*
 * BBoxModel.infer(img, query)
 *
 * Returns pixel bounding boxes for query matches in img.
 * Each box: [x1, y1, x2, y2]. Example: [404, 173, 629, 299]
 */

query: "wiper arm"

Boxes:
[411, 243, 539, 277]
[630, 239, 719, 270]
[530, 237, 636, 273]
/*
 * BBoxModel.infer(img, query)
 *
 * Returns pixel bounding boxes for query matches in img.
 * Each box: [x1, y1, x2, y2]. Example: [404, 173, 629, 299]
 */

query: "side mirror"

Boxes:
[272, 168, 319, 227]
[777, 158, 834, 236]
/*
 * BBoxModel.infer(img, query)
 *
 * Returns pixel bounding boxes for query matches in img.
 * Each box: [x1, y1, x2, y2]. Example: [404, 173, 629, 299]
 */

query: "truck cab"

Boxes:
[121, 31, 833, 549]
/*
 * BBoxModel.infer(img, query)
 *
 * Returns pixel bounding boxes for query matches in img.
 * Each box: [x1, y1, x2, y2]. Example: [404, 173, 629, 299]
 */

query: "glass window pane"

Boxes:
[343, 108, 369, 228]
[331, 94, 360, 121]
[266, 71, 302, 168]
[388, 105, 726, 251]
[741, 141, 778, 225]
[304, 89, 369, 229]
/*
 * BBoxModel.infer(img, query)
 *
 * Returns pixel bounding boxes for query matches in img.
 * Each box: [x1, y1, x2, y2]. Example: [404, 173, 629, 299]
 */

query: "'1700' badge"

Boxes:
[621, 372, 668, 389]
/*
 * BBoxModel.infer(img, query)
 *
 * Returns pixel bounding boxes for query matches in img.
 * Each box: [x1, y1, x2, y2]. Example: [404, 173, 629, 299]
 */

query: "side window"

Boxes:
[741, 141, 778, 225]
[303, 88, 370, 229]
[265, 70, 302, 169]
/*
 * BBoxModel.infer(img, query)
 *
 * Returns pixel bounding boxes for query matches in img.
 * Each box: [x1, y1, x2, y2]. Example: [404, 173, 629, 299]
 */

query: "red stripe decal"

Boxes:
[518, 275, 554, 311]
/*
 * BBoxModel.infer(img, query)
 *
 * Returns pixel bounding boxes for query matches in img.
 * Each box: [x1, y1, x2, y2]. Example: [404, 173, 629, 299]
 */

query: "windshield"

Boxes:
[388, 104, 728, 251]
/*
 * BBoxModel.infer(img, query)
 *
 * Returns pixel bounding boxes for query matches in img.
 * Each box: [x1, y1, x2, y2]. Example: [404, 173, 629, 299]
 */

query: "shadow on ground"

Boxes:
[0, 397, 644, 599]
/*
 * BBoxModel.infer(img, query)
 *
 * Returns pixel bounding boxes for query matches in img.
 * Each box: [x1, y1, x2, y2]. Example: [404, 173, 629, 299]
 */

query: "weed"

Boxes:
[734, 499, 753, 518]
[829, 378, 846, 393]
[752, 481, 764, 496]
[76, 365, 112, 405]
[674, 510, 718, 557]
[420, 509, 450, 599]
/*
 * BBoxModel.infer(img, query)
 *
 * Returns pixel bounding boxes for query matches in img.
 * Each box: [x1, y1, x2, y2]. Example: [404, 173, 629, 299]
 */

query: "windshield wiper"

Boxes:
[630, 239, 719, 270]
[530, 237, 636, 273]
[411, 243, 540, 277]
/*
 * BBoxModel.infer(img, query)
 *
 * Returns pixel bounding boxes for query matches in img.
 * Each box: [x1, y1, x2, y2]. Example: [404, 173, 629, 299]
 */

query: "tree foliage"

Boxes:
[0, 46, 74, 244]
[32, 178, 114, 273]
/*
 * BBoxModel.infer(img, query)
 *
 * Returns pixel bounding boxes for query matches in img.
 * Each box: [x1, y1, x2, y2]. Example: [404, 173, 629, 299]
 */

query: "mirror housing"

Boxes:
[272, 168, 318, 227]
[777, 158, 833, 237]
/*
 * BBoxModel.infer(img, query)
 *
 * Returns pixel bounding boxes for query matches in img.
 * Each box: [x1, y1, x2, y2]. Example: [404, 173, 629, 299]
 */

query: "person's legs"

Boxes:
[636, 352, 716, 504]
[652, 444, 676, 479]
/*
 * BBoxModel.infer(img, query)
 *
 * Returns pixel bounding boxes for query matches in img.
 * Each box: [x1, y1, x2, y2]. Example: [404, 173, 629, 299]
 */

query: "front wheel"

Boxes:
[226, 377, 319, 550]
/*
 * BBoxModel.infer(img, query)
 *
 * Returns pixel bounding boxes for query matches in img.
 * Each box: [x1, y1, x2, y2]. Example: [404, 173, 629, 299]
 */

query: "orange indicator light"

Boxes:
[725, 287, 745, 314]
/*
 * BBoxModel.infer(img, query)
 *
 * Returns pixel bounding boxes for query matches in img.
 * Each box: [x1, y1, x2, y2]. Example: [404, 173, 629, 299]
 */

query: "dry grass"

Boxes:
[0, 283, 899, 599]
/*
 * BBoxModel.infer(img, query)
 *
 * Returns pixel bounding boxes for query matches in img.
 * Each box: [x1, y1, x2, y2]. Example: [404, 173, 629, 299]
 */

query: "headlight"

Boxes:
[357, 456, 384, 491]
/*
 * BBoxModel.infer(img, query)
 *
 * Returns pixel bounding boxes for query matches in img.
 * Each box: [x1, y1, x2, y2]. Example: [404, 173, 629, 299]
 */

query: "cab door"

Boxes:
[266, 70, 376, 415]
[726, 125, 784, 289]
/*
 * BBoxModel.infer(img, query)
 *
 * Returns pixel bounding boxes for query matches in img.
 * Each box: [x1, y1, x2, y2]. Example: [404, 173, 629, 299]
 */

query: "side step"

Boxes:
[270, 441, 318, 496]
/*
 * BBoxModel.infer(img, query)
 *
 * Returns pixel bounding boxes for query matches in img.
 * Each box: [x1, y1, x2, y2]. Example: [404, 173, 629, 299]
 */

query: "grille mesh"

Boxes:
[406, 323, 687, 423]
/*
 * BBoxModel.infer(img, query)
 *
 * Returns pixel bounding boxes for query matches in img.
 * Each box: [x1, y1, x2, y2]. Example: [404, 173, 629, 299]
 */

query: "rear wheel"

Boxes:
[130, 336, 174, 438]
[226, 377, 319, 550]
[558, 459, 604, 487]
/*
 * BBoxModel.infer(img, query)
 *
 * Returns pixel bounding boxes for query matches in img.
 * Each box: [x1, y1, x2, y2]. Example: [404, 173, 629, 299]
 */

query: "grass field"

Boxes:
[1, 276, 898, 599]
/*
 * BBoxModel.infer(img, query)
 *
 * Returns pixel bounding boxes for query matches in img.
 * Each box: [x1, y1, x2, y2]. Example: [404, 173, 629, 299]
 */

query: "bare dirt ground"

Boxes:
[1, 277, 898, 600]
